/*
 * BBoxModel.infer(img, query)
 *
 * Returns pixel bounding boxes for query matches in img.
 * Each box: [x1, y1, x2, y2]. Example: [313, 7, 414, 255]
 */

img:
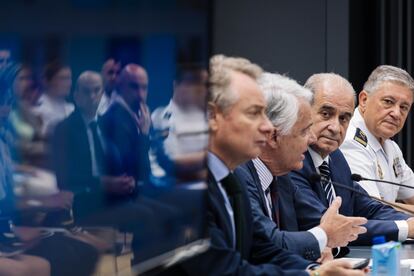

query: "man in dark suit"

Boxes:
[289, 73, 414, 245]
[52, 71, 152, 223]
[99, 64, 151, 184]
[235, 73, 367, 261]
[177, 56, 365, 275]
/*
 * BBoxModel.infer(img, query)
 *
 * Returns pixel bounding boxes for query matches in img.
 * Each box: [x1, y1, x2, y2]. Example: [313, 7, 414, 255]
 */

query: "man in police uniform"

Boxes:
[151, 64, 208, 179]
[341, 65, 414, 204]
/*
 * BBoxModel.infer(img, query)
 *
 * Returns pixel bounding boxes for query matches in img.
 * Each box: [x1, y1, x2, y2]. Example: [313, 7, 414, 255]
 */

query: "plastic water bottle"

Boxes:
[371, 235, 401, 276]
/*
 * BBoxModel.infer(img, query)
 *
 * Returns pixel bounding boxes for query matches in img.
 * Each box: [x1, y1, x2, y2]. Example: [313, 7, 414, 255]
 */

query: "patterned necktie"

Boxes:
[221, 173, 245, 255]
[319, 161, 335, 205]
[265, 178, 280, 226]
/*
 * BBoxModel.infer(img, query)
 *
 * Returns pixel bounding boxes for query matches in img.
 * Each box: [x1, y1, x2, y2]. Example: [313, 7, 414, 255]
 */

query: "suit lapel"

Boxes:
[207, 171, 235, 248]
[304, 151, 329, 207]
[246, 161, 273, 218]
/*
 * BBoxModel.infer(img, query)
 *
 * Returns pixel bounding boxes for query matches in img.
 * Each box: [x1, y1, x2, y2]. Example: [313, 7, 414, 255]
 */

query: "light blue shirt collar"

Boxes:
[207, 151, 230, 182]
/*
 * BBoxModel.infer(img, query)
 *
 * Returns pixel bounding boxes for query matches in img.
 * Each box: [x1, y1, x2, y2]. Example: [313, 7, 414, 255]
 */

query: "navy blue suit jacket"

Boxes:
[234, 161, 321, 260]
[99, 102, 151, 183]
[180, 171, 311, 275]
[289, 149, 410, 245]
[52, 109, 124, 217]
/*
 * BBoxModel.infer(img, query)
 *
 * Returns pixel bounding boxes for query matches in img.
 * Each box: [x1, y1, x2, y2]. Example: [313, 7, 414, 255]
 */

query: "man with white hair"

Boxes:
[175, 57, 366, 276]
[235, 73, 367, 262]
[341, 65, 414, 204]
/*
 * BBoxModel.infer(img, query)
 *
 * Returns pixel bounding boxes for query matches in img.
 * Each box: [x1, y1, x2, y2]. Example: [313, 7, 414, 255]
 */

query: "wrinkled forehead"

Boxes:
[231, 72, 265, 106]
[313, 83, 355, 110]
[370, 81, 414, 100]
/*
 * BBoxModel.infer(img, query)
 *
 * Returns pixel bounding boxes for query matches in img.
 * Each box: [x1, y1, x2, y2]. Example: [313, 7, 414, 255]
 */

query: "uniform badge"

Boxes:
[393, 157, 403, 178]
[377, 163, 384, 180]
[353, 128, 367, 147]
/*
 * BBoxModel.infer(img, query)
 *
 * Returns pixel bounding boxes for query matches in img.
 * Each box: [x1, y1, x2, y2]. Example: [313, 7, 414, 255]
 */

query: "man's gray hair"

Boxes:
[363, 65, 414, 94]
[258, 72, 313, 135]
[209, 54, 263, 111]
[304, 73, 356, 101]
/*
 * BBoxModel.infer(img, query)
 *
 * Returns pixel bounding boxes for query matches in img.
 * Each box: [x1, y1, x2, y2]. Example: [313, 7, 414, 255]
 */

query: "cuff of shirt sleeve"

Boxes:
[307, 226, 327, 253]
[395, 220, 409, 241]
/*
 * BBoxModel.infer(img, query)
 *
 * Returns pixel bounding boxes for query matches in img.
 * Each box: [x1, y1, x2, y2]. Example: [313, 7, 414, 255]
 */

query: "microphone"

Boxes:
[310, 173, 414, 216]
[351, 173, 414, 190]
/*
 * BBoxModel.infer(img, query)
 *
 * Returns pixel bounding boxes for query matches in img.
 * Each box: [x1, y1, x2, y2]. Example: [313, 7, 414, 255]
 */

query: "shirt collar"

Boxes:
[308, 147, 330, 168]
[252, 158, 274, 192]
[352, 108, 383, 153]
[207, 151, 230, 183]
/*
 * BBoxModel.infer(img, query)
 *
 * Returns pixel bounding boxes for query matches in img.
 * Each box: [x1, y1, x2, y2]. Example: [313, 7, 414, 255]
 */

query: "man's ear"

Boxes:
[358, 90, 369, 114]
[208, 102, 219, 132]
[268, 128, 279, 148]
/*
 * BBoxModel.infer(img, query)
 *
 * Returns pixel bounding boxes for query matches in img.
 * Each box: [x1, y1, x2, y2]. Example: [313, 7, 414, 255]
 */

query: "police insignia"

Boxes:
[393, 157, 403, 178]
[353, 128, 367, 147]
[377, 163, 384, 180]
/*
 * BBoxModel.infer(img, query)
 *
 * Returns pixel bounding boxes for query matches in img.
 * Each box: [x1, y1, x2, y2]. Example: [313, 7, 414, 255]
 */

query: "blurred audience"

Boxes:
[151, 64, 208, 180]
[32, 62, 74, 138]
[99, 64, 151, 184]
[97, 58, 121, 116]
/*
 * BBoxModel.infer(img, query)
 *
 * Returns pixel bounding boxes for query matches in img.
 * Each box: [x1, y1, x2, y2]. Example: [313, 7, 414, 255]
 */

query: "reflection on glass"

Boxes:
[0, 1, 209, 275]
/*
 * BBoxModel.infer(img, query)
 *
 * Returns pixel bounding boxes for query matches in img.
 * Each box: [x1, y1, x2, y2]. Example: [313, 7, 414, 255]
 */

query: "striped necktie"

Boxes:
[319, 161, 335, 205]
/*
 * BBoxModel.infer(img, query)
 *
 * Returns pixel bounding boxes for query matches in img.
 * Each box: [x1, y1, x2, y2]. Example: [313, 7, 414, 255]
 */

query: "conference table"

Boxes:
[348, 243, 414, 275]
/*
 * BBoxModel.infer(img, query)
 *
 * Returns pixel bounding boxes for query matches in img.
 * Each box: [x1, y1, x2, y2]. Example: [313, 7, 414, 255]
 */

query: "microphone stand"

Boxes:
[351, 174, 414, 190]
[330, 181, 414, 216]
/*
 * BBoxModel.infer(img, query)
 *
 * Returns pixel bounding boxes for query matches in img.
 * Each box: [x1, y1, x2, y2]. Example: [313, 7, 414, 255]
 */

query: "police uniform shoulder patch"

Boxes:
[353, 128, 367, 147]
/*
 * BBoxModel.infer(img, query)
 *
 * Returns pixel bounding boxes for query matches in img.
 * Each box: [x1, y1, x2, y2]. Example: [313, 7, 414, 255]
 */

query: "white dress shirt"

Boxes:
[252, 158, 327, 253]
[32, 94, 74, 136]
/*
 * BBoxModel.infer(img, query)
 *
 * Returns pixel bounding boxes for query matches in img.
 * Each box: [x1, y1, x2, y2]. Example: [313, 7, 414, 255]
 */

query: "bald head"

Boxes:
[118, 63, 148, 110]
[74, 71, 104, 117]
[305, 73, 356, 101]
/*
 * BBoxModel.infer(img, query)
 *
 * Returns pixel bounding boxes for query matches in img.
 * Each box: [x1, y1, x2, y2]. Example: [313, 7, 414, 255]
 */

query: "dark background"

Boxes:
[211, 0, 414, 167]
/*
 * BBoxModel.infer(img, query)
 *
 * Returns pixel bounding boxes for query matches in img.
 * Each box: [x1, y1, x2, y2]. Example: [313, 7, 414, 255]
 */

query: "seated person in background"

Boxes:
[52, 71, 178, 264]
[31, 61, 74, 139]
[290, 72, 414, 245]
[235, 73, 367, 262]
[0, 67, 99, 276]
[0, 110, 50, 276]
[170, 55, 366, 276]
[97, 58, 121, 116]
[0, 64, 74, 226]
[341, 65, 414, 206]
[99, 64, 151, 184]
[151, 64, 208, 181]
[2, 63, 46, 168]
[52, 71, 142, 220]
